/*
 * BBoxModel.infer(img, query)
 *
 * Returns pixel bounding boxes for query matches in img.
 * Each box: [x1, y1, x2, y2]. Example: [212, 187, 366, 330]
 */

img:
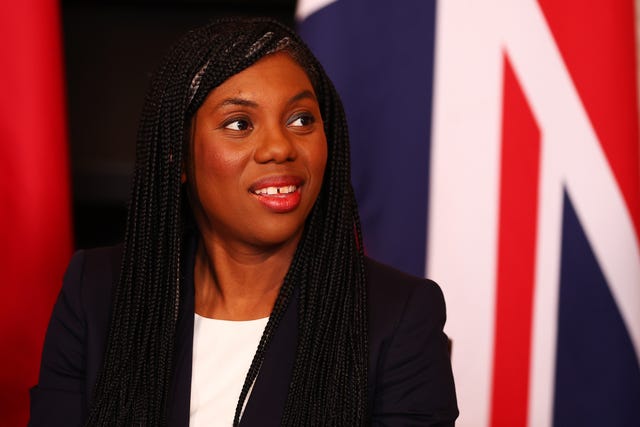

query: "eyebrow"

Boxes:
[214, 90, 318, 111]
[288, 90, 317, 105]
[215, 98, 259, 109]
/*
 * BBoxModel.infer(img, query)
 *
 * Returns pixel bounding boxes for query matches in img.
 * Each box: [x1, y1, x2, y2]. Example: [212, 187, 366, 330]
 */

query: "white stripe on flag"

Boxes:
[295, 0, 338, 22]
[428, 1, 505, 425]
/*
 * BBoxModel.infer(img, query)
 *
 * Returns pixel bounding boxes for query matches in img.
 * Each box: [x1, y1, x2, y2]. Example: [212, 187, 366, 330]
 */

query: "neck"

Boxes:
[193, 235, 299, 320]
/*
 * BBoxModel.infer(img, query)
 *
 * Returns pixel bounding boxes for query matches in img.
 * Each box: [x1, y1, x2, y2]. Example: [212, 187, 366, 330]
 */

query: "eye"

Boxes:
[287, 113, 316, 128]
[223, 118, 252, 131]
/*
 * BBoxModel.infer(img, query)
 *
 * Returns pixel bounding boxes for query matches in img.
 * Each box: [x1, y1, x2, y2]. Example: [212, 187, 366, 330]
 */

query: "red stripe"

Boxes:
[538, 0, 640, 240]
[0, 0, 72, 425]
[490, 55, 541, 427]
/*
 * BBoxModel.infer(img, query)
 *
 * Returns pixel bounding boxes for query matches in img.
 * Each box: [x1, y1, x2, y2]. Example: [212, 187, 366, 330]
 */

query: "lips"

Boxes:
[250, 176, 303, 213]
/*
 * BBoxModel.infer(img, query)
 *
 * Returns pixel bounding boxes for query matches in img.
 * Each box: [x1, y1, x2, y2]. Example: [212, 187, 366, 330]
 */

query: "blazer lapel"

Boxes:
[167, 234, 197, 427]
[239, 287, 298, 426]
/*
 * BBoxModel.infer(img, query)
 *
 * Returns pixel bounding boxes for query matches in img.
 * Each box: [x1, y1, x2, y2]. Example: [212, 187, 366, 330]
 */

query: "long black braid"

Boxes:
[87, 17, 368, 426]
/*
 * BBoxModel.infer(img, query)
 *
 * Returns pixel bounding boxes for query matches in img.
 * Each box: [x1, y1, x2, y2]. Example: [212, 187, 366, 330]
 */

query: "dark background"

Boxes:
[63, 0, 296, 249]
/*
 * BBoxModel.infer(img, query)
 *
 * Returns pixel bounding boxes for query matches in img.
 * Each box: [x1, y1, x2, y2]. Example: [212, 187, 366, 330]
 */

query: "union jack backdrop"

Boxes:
[298, 0, 640, 426]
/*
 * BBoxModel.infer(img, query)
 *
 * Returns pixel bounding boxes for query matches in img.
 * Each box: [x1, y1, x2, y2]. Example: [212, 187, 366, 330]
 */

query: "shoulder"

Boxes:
[365, 256, 446, 335]
[364, 256, 458, 425]
[50, 244, 122, 325]
[56, 245, 123, 322]
[49, 244, 123, 352]
[60, 244, 122, 288]
[71, 244, 123, 284]
[30, 244, 123, 426]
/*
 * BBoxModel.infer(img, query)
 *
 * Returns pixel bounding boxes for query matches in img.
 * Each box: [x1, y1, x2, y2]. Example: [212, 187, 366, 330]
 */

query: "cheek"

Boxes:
[301, 135, 328, 205]
[312, 135, 329, 181]
[315, 146, 328, 180]
[194, 141, 247, 185]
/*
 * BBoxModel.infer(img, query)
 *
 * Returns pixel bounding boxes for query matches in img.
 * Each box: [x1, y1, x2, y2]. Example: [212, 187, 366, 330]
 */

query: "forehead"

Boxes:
[209, 52, 315, 99]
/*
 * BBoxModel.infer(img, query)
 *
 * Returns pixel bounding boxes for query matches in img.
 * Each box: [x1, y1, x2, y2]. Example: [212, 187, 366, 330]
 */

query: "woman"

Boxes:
[30, 17, 458, 426]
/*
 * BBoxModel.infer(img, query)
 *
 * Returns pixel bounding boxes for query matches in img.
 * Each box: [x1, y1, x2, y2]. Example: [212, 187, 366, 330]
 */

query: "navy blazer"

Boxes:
[29, 240, 458, 426]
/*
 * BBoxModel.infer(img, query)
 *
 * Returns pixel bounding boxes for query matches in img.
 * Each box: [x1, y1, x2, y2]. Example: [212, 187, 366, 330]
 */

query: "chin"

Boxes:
[247, 222, 305, 249]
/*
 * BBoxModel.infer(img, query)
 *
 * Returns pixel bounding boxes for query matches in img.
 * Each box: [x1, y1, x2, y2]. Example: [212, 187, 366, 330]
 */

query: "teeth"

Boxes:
[255, 185, 297, 195]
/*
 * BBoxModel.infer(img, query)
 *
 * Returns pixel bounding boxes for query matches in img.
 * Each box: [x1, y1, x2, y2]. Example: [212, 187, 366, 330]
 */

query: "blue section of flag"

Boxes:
[298, 0, 438, 276]
[554, 192, 640, 427]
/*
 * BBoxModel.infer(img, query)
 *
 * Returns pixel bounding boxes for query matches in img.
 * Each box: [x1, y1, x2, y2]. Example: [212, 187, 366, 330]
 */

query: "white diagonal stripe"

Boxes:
[295, 0, 338, 22]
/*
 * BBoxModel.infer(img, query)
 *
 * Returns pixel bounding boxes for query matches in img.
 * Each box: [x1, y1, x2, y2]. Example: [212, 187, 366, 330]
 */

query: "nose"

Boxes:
[253, 125, 298, 164]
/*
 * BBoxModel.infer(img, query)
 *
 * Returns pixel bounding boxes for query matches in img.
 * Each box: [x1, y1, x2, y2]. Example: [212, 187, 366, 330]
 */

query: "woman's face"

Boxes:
[186, 52, 328, 250]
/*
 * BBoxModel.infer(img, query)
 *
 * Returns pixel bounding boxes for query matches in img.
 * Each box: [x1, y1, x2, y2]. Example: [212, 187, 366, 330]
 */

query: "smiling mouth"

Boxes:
[250, 179, 303, 213]
[253, 185, 298, 196]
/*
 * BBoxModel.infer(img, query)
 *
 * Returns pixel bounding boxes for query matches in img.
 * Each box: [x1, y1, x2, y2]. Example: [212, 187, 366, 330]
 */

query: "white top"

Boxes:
[190, 314, 269, 427]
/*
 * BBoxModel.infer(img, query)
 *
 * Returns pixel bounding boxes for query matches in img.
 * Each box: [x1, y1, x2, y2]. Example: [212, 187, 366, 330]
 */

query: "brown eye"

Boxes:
[288, 113, 315, 127]
[224, 118, 252, 131]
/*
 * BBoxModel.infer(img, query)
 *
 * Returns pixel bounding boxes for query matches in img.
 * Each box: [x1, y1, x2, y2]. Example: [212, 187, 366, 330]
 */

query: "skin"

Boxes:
[184, 52, 328, 320]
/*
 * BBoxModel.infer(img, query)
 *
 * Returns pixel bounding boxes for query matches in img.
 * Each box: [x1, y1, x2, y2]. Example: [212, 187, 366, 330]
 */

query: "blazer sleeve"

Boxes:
[371, 280, 459, 426]
[29, 250, 88, 427]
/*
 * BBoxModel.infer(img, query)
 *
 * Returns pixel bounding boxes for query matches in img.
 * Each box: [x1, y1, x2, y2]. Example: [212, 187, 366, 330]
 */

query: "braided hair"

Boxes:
[87, 17, 368, 426]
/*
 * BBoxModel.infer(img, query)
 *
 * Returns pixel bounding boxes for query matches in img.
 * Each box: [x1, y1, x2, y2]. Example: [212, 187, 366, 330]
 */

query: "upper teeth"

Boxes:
[255, 185, 297, 195]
